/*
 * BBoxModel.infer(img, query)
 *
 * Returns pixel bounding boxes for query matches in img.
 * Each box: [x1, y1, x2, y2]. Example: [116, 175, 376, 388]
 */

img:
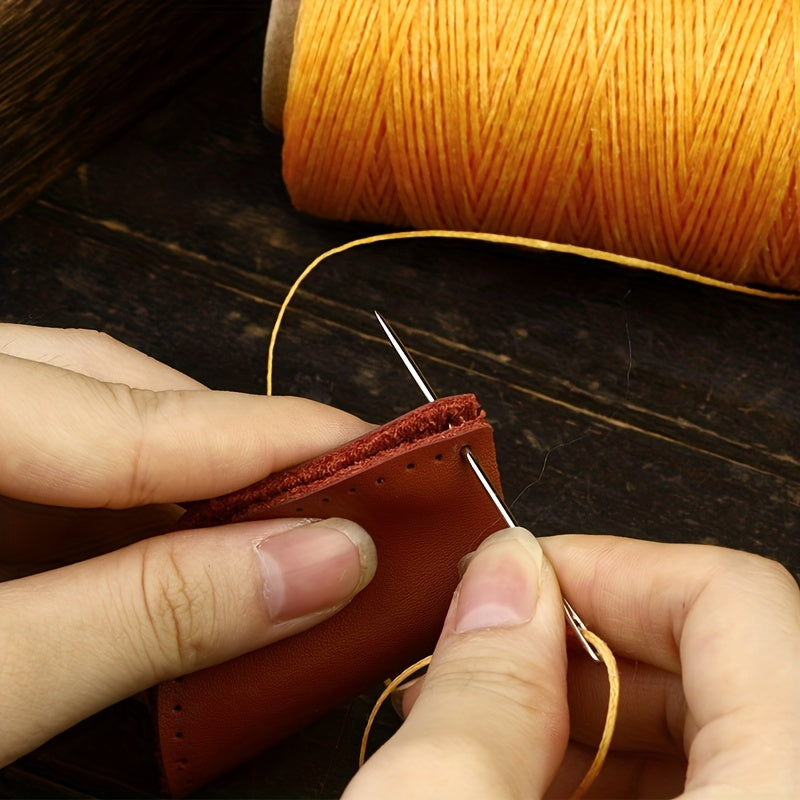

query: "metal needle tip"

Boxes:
[462, 445, 601, 663]
[374, 311, 437, 403]
[375, 311, 601, 663]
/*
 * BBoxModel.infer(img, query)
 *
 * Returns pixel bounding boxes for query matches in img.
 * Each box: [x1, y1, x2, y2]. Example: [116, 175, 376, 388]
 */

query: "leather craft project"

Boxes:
[156, 394, 507, 796]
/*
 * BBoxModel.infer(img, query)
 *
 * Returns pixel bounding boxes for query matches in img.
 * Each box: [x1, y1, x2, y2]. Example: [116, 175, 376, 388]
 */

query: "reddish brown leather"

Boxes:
[156, 395, 506, 796]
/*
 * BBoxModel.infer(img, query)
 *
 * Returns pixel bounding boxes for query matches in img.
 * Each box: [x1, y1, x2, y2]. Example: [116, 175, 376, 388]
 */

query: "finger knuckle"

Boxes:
[706, 549, 800, 620]
[722, 548, 798, 592]
[120, 387, 162, 503]
[431, 651, 560, 712]
[137, 539, 214, 679]
[747, 555, 800, 605]
[96, 383, 169, 506]
[77, 329, 119, 350]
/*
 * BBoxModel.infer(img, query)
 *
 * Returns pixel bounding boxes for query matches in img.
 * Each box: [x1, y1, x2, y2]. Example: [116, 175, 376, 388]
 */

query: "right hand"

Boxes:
[542, 535, 800, 797]
[347, 532, 800, 798]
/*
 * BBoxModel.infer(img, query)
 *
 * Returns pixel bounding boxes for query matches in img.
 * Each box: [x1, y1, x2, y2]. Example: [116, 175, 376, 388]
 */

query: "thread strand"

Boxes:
[357, 629, 620, 800]
[266, 228, 796, 394]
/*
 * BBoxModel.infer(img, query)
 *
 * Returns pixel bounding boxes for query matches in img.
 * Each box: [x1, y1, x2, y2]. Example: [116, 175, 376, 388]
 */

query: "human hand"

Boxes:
[0, 324, 377, 766]
[344, 530, 800, 799]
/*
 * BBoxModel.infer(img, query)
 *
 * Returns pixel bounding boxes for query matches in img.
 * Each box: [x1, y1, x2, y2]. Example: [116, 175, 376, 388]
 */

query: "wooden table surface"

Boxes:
[1, 27, 798, 799]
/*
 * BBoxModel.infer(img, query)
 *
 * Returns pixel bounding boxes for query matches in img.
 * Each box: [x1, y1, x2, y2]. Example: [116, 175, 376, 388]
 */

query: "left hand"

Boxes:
[0, 324, 377, 765]
[345, 529, 800, 799]
[0, 323, 371, 573]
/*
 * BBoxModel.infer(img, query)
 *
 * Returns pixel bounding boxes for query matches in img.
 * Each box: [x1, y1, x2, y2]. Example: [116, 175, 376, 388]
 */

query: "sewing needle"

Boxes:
[374, 310, 601, 663]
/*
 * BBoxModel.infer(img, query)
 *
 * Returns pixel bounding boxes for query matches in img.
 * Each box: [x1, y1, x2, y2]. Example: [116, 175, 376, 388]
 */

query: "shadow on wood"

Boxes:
[0, 0, 264, 220]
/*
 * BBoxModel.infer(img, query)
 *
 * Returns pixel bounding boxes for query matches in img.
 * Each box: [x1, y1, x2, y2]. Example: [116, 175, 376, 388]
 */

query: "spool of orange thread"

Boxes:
[263, 0, 800, 292]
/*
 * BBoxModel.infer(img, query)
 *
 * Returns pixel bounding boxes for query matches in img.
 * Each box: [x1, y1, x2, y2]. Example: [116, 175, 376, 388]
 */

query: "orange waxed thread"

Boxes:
[282, 0, 800, 291]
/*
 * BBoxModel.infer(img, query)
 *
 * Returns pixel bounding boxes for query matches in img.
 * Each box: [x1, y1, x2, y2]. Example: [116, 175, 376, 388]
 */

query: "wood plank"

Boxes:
[0, 0, 264, 219]
[13, 199, 800, 484]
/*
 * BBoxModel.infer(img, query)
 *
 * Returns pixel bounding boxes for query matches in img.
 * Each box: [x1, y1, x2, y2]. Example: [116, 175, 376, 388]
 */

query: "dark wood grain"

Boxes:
[0, 25, 798, 800]
[0, 0, 264, 220]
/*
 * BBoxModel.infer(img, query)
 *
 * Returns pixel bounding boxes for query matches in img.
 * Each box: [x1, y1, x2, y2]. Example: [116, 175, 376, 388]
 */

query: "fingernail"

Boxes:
[256, 518, 377, 622]
[457, 550, 475, 578]
[454, 527, 543, 633]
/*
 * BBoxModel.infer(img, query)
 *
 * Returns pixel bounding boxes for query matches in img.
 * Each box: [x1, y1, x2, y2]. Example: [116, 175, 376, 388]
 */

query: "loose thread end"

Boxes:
[358, 655, 432, 767]
[568, 627, 620, 800]
[358, 630, 619, 800]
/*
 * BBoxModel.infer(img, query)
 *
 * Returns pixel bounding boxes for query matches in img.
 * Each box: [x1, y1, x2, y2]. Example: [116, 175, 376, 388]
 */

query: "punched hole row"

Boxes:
[292, 453, 445, 513]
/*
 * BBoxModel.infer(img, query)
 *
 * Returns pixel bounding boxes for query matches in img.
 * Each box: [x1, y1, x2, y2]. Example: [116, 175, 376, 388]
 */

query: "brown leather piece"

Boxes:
[156, 395, 507, 796]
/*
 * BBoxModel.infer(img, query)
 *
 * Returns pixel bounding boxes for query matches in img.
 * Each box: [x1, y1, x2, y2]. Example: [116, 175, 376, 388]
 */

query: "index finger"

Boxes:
[541, 534, 799, 672]
[0, 354, 372, 508]
[0, 324, 206, 390]
[542, 534, 800, 794]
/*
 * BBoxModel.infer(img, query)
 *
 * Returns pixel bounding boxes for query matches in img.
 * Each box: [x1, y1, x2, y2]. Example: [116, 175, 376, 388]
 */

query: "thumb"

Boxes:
[345, 527, 569, 800]
[0, 517, 376, 766]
